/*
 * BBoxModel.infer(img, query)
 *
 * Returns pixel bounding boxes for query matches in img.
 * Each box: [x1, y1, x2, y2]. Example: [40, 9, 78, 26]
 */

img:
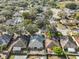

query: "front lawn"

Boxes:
[10, 55, 14, 59]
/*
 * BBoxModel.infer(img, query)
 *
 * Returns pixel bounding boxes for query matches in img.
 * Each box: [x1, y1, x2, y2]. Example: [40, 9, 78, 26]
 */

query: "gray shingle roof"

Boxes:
[13, 39, 26, 48]
[29, 34, 44, 49]
[0, 34, 12, 45]
[30, 35, 45, 42]
[13, 35, 30, 48]
[29, 39, 43, 49]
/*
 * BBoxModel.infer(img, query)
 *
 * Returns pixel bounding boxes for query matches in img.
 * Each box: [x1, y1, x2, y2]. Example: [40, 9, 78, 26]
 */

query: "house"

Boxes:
[51, 8, 61, 19]
[29, 39, 43, 49]
[59, 36, 77, 49]
[49, 17, 57, 26]
[12, 35, 30, 52]
[56, 25, 69, 36]
[0, 34, 13, 46]
[6, 17, 22, 26]
[28, 34, 45, 50]
[36, 14, 45, 21]
[45, 39, 60, 53]
[12, 17, 22, 23]
[60, 20, 77, 26]
[13, 12, 22, 17]
[6, 19, 15, 26]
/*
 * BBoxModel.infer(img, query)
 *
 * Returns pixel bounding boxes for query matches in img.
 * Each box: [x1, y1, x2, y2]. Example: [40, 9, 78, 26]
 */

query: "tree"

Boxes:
[65, 3, 77, 10]
[22, 10, 36, 20]
[36, 19, 50, 29]
[55, 31, 63, 37]
[0, 45, 3, 52]
[22, 6, 38, 20]
[0, 24, 6, 32]
[22, 11, 30, 19]
[1, 10, 13, 19]
[52, 46, 63, 55]
[25, 24, 39, 35]
[0, 15, 6, 23]
[29, 7, 37, 16]
[37, 6, 43, 13]
[22, 19, 32, 26]
[47, 31, 53, 39]
[19, 1, 28, 8]
[48, 0, 57, 8]
[6, 26, 18, 34]
[45, 25, 54, 39]
[4, 6, 15, 11]
[58, 11, 66, 19]
[44, 9, 53, 19]
[74, 12, 79, 20]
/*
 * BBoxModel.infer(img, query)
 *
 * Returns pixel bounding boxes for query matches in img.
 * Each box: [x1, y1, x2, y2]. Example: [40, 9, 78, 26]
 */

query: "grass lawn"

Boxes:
[10, 55, 14, 59]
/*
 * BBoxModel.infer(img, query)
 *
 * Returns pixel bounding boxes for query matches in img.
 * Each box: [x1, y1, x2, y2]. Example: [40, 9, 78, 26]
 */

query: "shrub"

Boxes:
[26, 24, 38, 35]
[52, 46, 63, 55]
[75, 12, 79, 20]
[65, 3, 77, 10]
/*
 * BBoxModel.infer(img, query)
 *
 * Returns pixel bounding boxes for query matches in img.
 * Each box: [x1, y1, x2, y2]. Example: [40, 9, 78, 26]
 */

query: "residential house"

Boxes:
[6, 12, 22, 26]
[45, 39, 60, 53]
[6, 17, 22, 26]
[51, 8, 61, 19]
[36, 14, 45, 21]
[56, 24, 69, 36]
[0, 34, 13, 46]
[13, 12, 22, 17]
[59, 36, 77, 53]
[12, 35, 30, 53]
[28, 34, 45, 50]
[6, 19, 16, 26]
[49, 17, 57, 26]
[0, 34, 13, 50]
[60, 20, 77, 26]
